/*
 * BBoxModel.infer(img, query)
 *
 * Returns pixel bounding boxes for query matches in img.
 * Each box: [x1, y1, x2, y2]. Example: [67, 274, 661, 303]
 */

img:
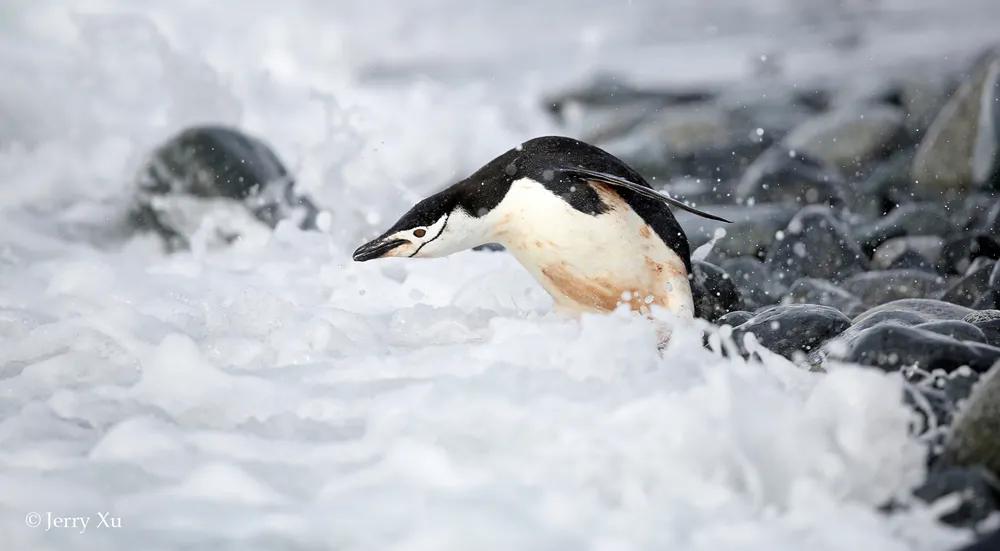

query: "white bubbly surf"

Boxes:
[3, 1, 1000, 549]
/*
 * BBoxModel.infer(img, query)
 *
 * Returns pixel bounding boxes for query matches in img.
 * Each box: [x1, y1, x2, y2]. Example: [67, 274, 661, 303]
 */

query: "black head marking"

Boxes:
[384, 187, 460, 234]
[408, 212, 449, 257]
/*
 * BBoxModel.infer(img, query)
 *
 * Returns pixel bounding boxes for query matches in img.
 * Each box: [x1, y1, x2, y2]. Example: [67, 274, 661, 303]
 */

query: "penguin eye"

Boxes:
[413, 228, 427, 238]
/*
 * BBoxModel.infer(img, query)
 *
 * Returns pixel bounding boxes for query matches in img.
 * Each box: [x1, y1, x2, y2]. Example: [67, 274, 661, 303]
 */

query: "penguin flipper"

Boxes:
[561, 167, 732, 223]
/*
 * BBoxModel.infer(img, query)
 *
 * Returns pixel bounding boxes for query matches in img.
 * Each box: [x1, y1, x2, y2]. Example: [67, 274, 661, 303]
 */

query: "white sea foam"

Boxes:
[2, 0, 999, 549]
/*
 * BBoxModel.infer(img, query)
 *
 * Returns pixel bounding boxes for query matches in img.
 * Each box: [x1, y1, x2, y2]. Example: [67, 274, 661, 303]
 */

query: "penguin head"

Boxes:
[352, 185, 495, 261]
[353, 142, 529, 262]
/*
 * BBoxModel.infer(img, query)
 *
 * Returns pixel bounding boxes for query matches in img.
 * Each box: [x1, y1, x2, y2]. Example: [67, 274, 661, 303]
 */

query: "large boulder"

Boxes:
[912, 50, 1000, 199]
[131, 126, 320, 250]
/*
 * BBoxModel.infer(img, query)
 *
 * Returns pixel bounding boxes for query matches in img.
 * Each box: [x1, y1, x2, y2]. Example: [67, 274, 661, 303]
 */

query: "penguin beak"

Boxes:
[352, 237, 409, 262]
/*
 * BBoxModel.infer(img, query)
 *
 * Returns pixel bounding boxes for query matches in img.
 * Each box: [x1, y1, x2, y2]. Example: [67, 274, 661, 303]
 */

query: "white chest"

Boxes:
[486, 178, 693, 317]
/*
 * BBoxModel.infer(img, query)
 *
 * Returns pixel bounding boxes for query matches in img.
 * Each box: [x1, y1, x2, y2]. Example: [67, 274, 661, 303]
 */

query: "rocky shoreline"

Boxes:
[555, 48, 1000, 546]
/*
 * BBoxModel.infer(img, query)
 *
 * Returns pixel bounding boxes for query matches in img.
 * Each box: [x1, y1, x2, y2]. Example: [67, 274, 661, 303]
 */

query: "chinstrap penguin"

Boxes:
[353, 136, 728, 318]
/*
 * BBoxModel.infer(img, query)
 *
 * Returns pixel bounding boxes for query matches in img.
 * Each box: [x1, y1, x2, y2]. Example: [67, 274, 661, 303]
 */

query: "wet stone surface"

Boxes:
[784, 277, 864, 317]
[131, 125, 320, 251]
[764, 206, 868, 284]
[731, 304, 850, 359]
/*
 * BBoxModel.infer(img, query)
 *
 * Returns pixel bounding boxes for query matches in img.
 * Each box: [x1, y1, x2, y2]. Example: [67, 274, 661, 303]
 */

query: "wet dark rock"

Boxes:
[734, 147, 845, 208]
[872, 236, 944, 271]
[913, 467, 999, 527]
[940, 259, 997, 308]
[912, 51, 1000, 199]
[782, 104, 906, 175]
[825, 300, 980, 362]
[717, 310, 753, 327]
[677, 204, 797, 257]
[131, 125, 319, 250]
[785, 278, 864, 317]
[719, 257, 784, 311]
[830, 323, 1000, 372]
[691, 261, 741, 322]
[854, 298, 974, 324]
[914, 320, 987, 343]
[732, 304, 850, 359]
[937, 233, 1000, 275]
[765, 206, 868, 284]
[842, 269, 949, 309]
[855, 203, 954, 255]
